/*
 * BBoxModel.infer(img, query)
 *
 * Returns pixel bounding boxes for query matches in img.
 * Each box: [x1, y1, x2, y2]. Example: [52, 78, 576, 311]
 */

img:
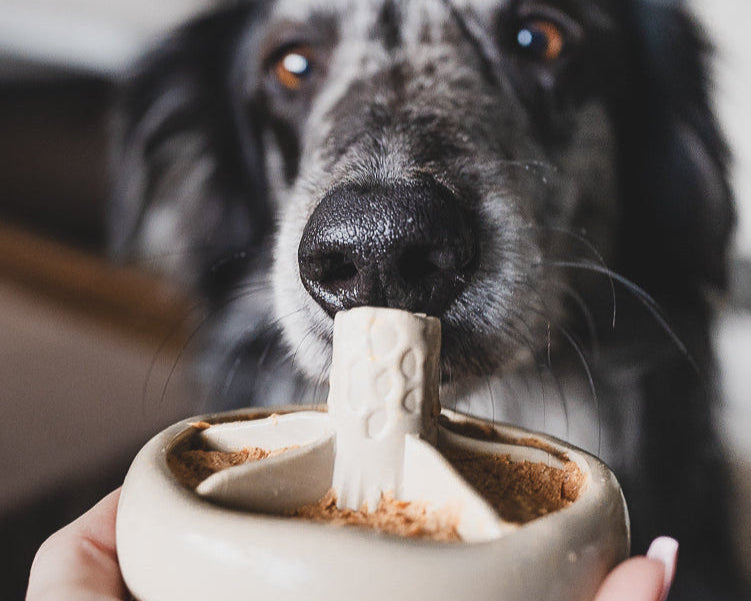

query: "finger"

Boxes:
[27, 489, 127, 601]
[646, 536, 679, 601]
[594, 557, 666, 601]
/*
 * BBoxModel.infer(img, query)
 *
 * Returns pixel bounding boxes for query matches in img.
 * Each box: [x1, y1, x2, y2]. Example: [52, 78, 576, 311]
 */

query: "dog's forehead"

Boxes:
[268, 0, 504, 36]
[267, 0, 620, 36]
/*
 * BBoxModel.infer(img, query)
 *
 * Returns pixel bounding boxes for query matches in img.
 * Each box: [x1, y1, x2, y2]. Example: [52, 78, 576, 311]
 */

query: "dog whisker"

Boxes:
[215, 354, 244, 408]
[201, 307, 305, 408]
[550, 279, 601, 359]
[139, 295, 210, 410]
[510, 283, 574, 439]
[542, 360, 571, 444]
[288, 326, 318, 373]
[557, 325, 601, 456]
[310, 362, 331, 406]
[484, 375, 496, 423]
[150, 286, 282, 411]
[522, 279, 600, 449]
[540, 259, 698, 374]
[530, 224, 617, 325]
[222, 279, 274, 298]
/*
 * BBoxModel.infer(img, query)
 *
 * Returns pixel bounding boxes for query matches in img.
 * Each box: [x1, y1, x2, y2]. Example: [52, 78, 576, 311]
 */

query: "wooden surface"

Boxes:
[0, 223, 201, 511]
[0, 221, 192, 346]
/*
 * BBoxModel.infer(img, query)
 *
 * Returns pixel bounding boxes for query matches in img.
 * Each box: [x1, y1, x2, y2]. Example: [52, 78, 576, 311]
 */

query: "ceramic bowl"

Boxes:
[116, 406, 629, 601]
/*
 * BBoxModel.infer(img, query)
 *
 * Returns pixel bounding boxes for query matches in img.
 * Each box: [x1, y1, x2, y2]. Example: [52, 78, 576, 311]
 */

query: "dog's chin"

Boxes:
[275, 296, 335, 381]
[273, 309, 546, 400]
[271, 266, 550, 390]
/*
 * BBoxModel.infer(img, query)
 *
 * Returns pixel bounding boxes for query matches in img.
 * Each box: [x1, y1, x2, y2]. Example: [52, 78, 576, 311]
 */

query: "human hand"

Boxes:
[26, 489, 126, 601]
[594, 537, 678, 601]
[26, 489, 678, 601]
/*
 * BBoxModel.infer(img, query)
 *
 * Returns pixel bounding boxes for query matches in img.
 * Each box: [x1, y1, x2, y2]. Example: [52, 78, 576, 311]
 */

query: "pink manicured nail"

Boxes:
[647, 537, 679, 601]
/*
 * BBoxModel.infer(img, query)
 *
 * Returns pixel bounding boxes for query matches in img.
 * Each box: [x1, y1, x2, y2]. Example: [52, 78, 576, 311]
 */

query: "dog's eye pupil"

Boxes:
[274, 46, 314, 91]
[517, 20, 565, 62]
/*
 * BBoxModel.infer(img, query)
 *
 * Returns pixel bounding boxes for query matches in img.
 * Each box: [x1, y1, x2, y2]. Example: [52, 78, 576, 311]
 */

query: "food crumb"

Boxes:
[291, 490, 462, 542]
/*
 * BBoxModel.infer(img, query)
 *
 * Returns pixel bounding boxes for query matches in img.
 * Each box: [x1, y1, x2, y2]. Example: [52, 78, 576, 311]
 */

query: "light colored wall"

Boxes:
[691, 0, 751, 580]
[691, 0, 751, 258]
[0, 0, 214, 73]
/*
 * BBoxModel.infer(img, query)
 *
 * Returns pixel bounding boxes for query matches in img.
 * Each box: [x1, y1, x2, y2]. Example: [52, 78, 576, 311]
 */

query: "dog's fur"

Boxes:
[111, 0, 745, 597]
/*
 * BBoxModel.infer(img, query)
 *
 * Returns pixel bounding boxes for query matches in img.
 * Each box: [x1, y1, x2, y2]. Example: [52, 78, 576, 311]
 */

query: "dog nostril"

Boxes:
[299, 249, 366, 316]
[398, 246, 442, 283]
[402, 240, 476, 275]
[316, 253, 358, 285]
[298, 177, 477, 317]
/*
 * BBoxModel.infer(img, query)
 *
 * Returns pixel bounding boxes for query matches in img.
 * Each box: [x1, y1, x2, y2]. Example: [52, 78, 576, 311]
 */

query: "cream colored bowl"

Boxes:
[117, 407, 629, 601]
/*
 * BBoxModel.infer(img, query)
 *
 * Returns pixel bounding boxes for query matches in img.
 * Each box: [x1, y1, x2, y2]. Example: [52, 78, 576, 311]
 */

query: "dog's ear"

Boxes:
[110, 2, 270, 296]
[616, 1, 735, 294]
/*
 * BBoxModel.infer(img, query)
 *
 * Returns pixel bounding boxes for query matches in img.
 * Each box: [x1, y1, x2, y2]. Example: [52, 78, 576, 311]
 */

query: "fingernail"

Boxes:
[647, 537, 679, 601]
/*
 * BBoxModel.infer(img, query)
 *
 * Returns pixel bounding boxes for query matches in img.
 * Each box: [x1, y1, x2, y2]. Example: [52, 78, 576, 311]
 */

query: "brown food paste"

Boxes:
[168, 432, 585, 541]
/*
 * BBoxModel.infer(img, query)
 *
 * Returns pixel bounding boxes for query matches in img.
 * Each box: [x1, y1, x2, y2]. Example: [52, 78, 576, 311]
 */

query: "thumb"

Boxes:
[594, 537, 678, 601]
[26, 489, 126, 601]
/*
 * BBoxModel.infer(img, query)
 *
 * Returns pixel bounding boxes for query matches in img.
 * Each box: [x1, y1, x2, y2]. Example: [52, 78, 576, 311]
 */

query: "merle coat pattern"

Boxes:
[112, 0, 745, 598]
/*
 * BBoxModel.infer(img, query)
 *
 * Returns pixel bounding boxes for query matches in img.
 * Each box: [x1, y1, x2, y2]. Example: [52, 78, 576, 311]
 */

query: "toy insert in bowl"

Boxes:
[166, 409, 586, 542]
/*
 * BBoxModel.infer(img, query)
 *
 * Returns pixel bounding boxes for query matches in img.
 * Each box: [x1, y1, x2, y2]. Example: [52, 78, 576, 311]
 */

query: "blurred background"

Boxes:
[0, 0, 749, 598]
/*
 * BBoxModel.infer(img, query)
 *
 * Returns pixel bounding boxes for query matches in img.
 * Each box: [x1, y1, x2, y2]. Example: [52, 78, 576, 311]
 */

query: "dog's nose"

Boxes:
[298, 177, 476, 317]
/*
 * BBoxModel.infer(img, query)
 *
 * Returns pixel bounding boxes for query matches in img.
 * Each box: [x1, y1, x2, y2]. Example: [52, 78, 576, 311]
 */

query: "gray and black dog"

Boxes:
[112, 0, 745, 598]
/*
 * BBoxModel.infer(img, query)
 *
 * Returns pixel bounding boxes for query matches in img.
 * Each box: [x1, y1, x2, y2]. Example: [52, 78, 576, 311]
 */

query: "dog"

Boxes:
[111, 0, 746, 598]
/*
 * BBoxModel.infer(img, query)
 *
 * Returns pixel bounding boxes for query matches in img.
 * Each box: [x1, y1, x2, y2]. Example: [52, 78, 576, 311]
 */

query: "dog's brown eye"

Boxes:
[272, 45, 315, 91]
[516, 19, 566, 61]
